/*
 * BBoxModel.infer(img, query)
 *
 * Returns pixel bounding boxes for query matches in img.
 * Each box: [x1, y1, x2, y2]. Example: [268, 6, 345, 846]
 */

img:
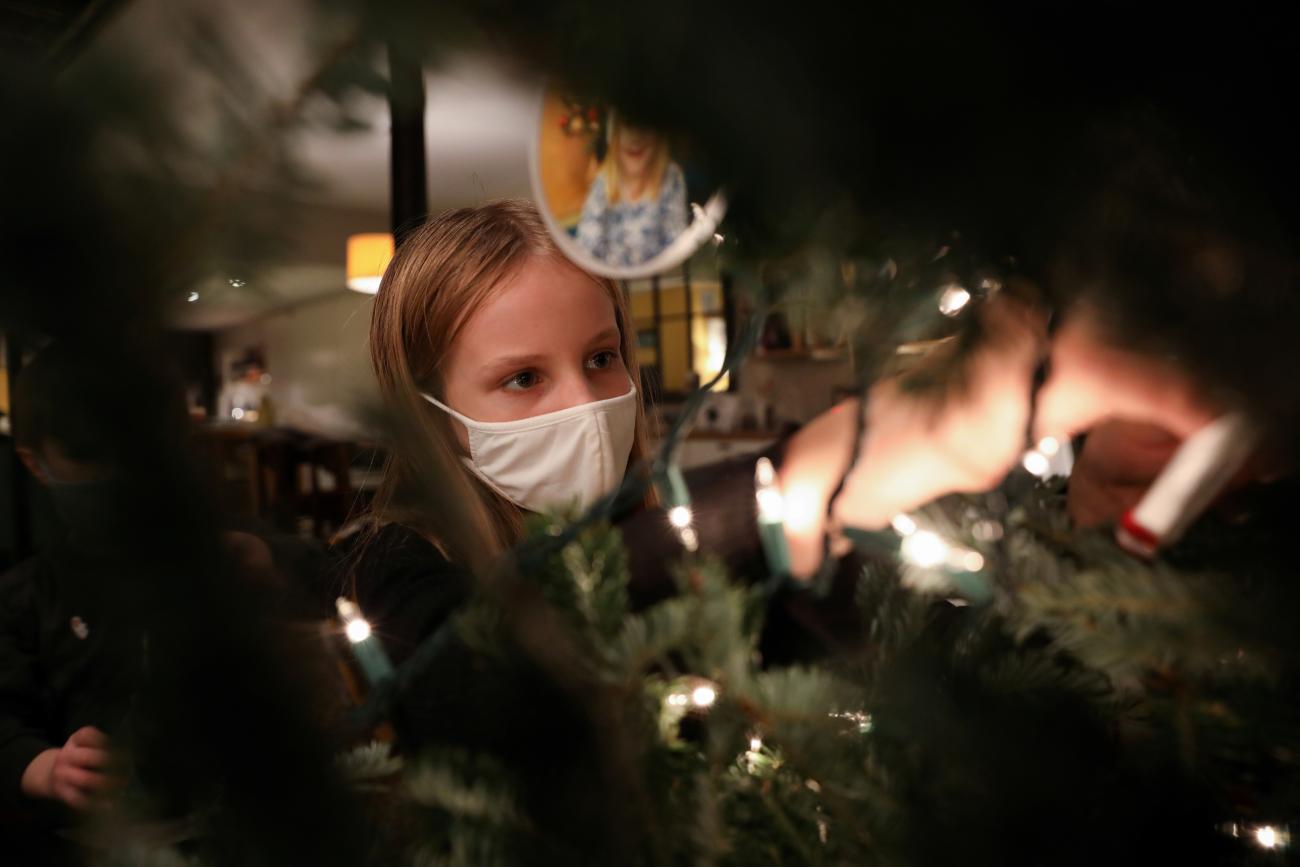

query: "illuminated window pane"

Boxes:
[659, 284, 687, 317]
[621, 269, 730, 398]
[630, 289, 655, 321]
[692, 315, 729, 390]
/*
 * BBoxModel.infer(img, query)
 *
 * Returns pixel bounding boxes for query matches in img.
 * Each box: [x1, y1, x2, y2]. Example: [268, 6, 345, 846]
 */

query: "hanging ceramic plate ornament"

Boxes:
[529, 83, 726, 279]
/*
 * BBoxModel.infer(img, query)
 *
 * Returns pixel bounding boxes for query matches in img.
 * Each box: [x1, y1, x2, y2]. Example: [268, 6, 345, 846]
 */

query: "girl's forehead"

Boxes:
[456, 258, 617, 352]
[498, 256, 609, 309]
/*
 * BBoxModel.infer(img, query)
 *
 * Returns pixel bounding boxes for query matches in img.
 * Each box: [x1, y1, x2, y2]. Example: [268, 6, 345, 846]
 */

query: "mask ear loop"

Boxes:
[417, 392, 483, 487]
[419, 391, 461, 420]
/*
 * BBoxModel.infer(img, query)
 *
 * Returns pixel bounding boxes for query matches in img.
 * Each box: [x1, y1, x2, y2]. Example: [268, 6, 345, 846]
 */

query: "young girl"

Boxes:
[575, 118, 690, 267]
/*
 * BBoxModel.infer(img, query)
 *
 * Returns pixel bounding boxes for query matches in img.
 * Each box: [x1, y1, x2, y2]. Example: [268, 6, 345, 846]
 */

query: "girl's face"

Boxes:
[440, 255, 632, 444]
[616, 125, 661, 183]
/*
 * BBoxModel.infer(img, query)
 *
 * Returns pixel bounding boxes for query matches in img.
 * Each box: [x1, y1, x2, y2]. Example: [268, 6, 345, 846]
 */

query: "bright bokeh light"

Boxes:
[756, 488, 784, 522]
[938, 285, 971, 316]
[691, 685, 717, 708]
[900, 530, 949, 568]
[345, 618, 371, 644]
[1022, 450, 1051, 478]
[891, 513, 918, 536]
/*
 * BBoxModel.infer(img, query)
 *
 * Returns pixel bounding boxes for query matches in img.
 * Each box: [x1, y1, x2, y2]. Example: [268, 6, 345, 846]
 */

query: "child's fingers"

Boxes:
[1033, 312, 1219, 442]
[67, 745, 112, 770]
[59, 785, 91, 810]
[1064, 421, 1184, 527]
[68, 726, 110, 749]
[59, 764, 111, 793]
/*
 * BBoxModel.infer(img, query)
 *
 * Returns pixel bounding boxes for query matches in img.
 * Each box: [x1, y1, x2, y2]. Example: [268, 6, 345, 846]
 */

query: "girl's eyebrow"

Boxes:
[483, 353, 546, 375]
[585, 327, 620, 347]
[482, 327, 619, 376]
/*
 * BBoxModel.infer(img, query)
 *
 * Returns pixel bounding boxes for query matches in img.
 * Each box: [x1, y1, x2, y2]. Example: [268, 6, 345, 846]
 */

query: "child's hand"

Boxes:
[780, 295, 1045, 576]
[1031, 307, 1239, 527]
[1033, 306, 1218, 444]
[22, 726, 120, 809]
[1063, 419, 1186, 527]
[779, 296, 1237, 577]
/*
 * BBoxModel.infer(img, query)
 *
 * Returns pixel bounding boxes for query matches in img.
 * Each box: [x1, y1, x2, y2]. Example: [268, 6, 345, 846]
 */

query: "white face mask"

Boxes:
[420, 385, 638, 513]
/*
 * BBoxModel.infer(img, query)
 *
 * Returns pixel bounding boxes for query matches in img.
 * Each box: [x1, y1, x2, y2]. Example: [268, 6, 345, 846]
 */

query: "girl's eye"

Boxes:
[587, 350, 618, 371]
[503, 371, 538, 392]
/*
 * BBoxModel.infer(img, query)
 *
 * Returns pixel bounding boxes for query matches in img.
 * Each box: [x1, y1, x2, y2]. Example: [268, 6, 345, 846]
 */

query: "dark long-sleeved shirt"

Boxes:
[0, 547, 142, 812]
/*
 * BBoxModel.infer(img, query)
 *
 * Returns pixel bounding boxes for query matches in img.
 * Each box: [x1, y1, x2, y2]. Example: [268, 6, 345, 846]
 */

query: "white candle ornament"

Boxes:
[1117, 413, 1257, 558]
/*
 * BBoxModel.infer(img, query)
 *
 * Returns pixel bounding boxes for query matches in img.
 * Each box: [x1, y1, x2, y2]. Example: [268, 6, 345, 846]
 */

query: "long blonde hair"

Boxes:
[601, 116, 670, 207]
[366, 199, 653, 573]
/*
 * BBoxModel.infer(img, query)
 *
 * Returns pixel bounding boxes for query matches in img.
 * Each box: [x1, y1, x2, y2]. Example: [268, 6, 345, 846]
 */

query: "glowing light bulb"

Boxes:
[668, 505, 693, 529]
[231, 407, 245, 420]
[335, 597, 393, 683]
[1024, 434, 1066, 480]
[337, 598, 373, 643]
[1022, 449, 1051, 478]
[667, 693, 688, 707]
[187, 291, 200, 303]
[1256, 826, 1280, 849]
[691, 685, 717, 708]
[679, 526, 699, 552]
[959, 551, 986, 572]
[891, 513, 918, 536]
[754, 457, 785, 523]
[781, 483, 821, 534]
[665, 504, 699, 552]
[938, 285, 971, 317]
[345, 618, 371, 643]
[756, 489, 784, 521]
[900, 530, 949, 568]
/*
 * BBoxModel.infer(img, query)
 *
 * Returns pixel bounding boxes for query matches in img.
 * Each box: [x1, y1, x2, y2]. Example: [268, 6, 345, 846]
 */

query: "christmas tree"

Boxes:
[3, 1, 1300, 864]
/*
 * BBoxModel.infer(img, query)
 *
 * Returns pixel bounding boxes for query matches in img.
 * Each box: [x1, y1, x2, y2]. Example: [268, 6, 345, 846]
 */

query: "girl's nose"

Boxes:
[554, 373, 600, 411]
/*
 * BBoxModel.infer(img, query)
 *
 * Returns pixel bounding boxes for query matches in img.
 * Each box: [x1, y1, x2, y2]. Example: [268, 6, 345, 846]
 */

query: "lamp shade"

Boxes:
[346, 233, 395, 294]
